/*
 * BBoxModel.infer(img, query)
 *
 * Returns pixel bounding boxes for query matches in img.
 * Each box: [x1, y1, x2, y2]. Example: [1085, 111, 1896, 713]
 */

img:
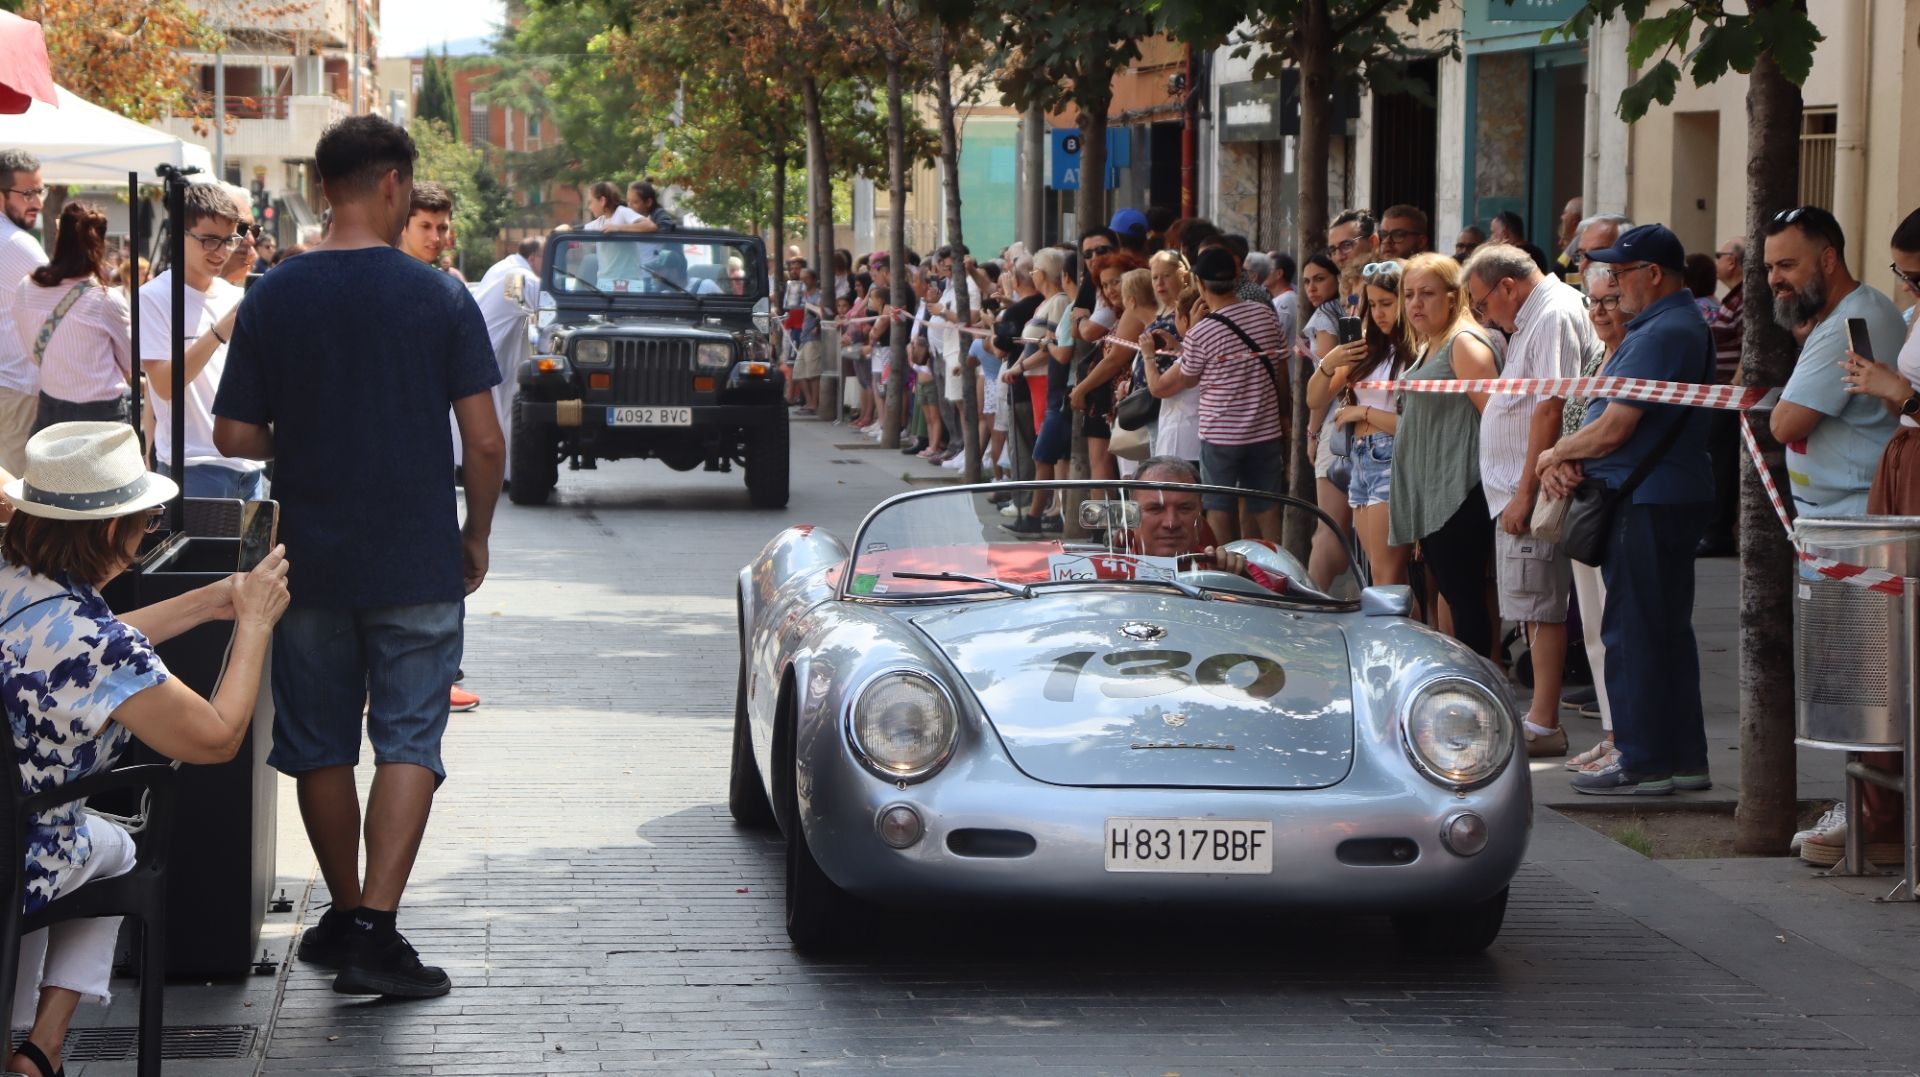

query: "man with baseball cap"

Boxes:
[1535, 223, 1715, 797]
[1110, 208, 1149, 254]
[1147, 246, 1291, 543]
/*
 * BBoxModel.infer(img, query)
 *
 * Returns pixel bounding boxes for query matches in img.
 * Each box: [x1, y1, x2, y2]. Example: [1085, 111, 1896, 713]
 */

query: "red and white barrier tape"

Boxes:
[1365, 371, 1905, 596]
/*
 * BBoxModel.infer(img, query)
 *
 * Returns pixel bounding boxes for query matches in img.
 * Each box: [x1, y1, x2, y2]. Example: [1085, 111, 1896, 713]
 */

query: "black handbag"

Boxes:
[1559, 397, 1694, 566]
[1114, 386, 1158, 430]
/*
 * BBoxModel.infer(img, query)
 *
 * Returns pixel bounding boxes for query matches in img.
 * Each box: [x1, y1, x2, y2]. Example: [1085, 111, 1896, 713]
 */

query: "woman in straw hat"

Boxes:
[0, 422, 289, 1077]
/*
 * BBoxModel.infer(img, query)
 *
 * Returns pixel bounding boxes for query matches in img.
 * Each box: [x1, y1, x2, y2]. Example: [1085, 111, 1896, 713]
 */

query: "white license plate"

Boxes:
[1104, 818, 1273, 874]
[607, 406, 692, 426]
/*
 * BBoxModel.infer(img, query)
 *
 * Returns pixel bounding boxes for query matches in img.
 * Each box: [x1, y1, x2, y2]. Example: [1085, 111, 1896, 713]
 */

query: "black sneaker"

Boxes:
[296, 906, 354, 969]
[1002, 514, 1045, 537]
[1039, 513, 1063, 534]
[333, 929, 452, 998]
[1673, 768, 1713, 791]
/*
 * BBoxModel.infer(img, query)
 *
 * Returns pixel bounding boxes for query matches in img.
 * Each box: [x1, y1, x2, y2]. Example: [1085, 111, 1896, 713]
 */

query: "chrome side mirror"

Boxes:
[752, 296, 773, 335]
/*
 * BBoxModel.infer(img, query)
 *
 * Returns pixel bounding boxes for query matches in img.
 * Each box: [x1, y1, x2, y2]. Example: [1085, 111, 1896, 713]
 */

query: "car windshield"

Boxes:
[548, 235, 763, 299]
[844, 481, 1364, 606]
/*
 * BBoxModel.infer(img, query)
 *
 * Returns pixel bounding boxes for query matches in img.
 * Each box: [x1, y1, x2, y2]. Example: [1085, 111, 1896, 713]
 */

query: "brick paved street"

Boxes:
[68, 417, 1920, 1076]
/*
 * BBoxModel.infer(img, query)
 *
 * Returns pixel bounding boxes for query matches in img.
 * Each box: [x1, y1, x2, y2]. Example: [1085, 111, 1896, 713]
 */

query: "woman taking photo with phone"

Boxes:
[1388, 252, 1501, 658]
[1137, 251, 1201, 470]
[1307, 259, 1412, 584]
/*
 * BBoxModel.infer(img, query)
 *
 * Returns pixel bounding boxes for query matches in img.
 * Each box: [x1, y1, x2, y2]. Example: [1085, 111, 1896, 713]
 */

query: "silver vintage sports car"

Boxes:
[731, 480, 1530, 953]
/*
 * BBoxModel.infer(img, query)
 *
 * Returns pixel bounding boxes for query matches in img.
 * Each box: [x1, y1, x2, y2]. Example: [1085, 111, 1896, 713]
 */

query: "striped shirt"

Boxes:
[1709, 283, 1743, 384]
[0, 219, 48, 394]
[11, 277, 133, 405]
[1177, 300, 1287, 446]
[1479, 276, 1592, 516]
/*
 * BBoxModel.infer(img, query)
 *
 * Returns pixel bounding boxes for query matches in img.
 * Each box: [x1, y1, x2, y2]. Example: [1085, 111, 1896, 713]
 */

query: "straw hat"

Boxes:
[4, 422, 177, 521]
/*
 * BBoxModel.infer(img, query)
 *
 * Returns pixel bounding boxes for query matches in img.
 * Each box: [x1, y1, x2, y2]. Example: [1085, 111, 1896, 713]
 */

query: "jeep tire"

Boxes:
[744, 415, 790, 509]
[508, 395, 558, 505]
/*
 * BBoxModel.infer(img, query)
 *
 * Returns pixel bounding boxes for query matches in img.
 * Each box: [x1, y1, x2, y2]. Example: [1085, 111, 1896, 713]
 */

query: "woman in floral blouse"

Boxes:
[0, 422, 289, 1077]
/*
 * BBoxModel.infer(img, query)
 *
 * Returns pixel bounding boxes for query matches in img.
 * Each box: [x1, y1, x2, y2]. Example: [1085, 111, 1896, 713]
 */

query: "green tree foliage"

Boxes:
[415, 49, 461, 135]
[1542, 0, 1822, 121]
[409, 118, 513, 270]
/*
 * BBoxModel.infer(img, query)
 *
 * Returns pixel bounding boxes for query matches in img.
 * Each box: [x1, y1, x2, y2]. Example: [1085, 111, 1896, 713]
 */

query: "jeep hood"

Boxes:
[907, 592, 1354, 789]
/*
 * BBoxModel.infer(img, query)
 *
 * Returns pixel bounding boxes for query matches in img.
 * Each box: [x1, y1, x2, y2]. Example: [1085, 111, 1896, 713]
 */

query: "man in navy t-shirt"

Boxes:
[1536, 223, 1713, 798]
[212, 114, 504, 999]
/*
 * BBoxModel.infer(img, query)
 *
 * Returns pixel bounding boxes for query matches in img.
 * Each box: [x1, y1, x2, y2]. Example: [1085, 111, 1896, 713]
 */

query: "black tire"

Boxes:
[784, 809, 857, 952]
[508, 395, 558, 506]
[1392, 885, 1509, 956]
[744, 415, 790, 509]
[728, 656, 776, 829]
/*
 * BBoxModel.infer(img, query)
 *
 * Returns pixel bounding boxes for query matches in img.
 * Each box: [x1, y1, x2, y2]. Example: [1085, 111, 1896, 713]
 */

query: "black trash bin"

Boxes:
[101, 529, 277, 978]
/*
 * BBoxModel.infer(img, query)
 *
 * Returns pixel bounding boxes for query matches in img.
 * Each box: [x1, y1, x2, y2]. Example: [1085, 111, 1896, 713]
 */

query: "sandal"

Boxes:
[1565, 740, 1616, 771]
[12, 1040, 63, 1077]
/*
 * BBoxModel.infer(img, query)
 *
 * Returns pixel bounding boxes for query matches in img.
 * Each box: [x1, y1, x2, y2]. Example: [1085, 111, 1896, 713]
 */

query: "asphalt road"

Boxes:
[246, 417, 1920, 1077]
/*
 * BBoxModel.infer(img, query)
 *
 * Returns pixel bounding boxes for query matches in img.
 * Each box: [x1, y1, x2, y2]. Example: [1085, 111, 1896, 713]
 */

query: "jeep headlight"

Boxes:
[1402, 678, 1512, 789]
[696, 343, 732, 369]
[850, 670, 956, 780]
[574, 339, 610, 366]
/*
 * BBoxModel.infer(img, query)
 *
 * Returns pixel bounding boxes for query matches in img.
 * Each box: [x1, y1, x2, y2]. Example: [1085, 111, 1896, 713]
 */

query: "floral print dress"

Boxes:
[0, 562, 168, 914]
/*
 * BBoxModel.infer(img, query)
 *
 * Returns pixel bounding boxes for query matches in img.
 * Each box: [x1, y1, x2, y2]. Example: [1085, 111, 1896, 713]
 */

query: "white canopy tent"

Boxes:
[0, 85, 212, 186]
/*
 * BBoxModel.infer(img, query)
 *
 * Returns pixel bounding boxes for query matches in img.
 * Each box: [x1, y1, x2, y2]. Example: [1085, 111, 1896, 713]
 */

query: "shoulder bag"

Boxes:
[30, 279, 95, 367]
[1205, 311, 1289, 433]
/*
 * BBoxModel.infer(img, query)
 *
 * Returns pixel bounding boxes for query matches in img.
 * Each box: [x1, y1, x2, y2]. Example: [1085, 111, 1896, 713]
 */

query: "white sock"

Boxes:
[1524, 720, 1559, 737]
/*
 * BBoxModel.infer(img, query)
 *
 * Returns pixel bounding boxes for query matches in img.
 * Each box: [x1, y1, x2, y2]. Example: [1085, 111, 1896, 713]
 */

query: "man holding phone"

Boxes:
[1765, 207, 1905, 518]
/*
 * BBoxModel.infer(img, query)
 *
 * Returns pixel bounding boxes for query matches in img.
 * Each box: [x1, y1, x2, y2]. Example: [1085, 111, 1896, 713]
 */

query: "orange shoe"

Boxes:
[449, 685, 479, 712]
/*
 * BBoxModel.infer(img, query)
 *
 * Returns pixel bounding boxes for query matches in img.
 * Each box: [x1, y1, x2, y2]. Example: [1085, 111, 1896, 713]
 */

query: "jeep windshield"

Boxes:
[843, 481, 1362, 607]
[548, 235, 762, 299]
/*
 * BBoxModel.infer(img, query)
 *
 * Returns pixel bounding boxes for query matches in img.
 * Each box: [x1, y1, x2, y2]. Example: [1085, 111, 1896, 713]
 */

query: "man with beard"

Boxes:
[0, 149, 47, 475]
[1765, 206, 1905, 519]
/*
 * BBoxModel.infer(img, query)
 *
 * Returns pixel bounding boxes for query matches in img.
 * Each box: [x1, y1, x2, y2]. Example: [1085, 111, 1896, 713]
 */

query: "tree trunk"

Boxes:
[771, 152, 788, 302]
[934, 25, 981, 482]
[802, 75, 836, 324]
[1021, 101, 1045, 250]
[883, 34, 910, 449]
[1282, 5, 1333, 560]
[1075, 90, 1111, 235]
[1734, 25, 1804, 855]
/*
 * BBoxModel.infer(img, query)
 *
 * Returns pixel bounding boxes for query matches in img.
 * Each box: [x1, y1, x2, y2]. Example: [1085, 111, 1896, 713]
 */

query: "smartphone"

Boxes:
[236, 500, 279, 573]
[1846, 317, 1874, 362]
[1337, 315, 1364, 345]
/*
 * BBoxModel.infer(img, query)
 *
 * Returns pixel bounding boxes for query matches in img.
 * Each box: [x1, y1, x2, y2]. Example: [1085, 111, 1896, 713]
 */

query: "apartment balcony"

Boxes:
[163, 94, 351, 163]
[187, 0, 353, 48]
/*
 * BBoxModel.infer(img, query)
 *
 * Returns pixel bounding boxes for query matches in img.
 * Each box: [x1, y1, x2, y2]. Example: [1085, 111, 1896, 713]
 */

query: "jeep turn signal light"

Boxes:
[536, 357, 563, 373]
[589, 373, 611, 390]
[693, 376, 715, 393]
[744, 363, 768, 377]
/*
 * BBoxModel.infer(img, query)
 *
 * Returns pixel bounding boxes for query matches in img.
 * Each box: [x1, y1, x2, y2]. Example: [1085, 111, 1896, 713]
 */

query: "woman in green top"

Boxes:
[1388, 252, 1501, 657]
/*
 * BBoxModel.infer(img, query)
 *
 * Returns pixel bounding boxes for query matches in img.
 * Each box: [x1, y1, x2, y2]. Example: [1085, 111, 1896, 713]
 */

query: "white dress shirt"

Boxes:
[0, 217, 50, 394]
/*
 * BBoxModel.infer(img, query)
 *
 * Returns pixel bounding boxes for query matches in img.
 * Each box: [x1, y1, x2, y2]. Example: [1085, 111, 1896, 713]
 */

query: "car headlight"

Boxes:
[1402, 677, 1513, 789]
[575, 339, 609, 365]
[849, 670, 957, 780]
[696, 342, 732, 369]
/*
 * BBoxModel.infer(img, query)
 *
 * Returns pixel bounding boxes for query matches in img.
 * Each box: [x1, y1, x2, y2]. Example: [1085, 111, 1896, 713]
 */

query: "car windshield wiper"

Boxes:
[636, 260, 691, 295]
[892, 571, 1033, 598]
[556, 269, 608, 297]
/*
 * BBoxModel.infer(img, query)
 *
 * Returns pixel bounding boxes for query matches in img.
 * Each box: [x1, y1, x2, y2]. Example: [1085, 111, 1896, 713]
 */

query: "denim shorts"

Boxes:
[1034, 408, 1071, 464]
[1346, 433, 1395, 509]
[1199, 437, 1287, 511]
[157, 461, 267, 502]
[267, 601, 465, 780]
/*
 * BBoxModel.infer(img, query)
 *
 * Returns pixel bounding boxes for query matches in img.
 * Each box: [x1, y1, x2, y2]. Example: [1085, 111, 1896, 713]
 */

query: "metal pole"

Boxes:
[127, 171, 142, 454]
[166, 171, 188, 532]
[214, 50, 226, 179]
[1904, 578, 1918, 899]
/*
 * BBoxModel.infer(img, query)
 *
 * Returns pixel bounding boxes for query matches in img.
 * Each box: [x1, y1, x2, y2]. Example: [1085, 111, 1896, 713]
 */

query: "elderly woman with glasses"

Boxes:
[10, 203, 134, 434]
[0, 422, 289, 1077]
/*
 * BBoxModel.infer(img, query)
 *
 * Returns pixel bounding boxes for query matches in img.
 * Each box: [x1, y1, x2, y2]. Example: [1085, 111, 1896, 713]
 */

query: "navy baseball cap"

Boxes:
[1584, 223, 1686, 271]
[1193, 247, 1239, 286]
[1109, 208, 1149, 238]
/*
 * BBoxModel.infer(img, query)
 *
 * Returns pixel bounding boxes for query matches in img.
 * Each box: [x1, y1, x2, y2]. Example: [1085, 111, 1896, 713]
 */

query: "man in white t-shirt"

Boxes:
[139, 182, 267, 500]
[926, 248, 981, 419]
[0, 149, 49, 476]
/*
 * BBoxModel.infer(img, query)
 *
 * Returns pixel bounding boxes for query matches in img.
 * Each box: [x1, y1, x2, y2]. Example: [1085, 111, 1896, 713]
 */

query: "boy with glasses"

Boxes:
[0, 149, 48, 474]
[138, 183, 267, 501]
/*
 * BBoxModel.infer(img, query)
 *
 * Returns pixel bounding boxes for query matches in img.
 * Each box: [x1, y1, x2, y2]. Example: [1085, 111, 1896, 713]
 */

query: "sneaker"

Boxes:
[986, 491, 1012, 506]
[1578, 699, 1603, 720]
[449, 686, 479, 712]
[1790, 803, 1845, 854]
[1799, 823, 1904, 867]
[1673, 768, 1713, 792]
[999, 503, 1020, 518]
[1002, 514, 1045, 536]
[1039, 513, 1064, 534]
[1565, 739, 1616, 772]
[1525, 726, 1568, 758]
[1570, 761, 1674, 796]
[1560, 685, 1597, 711]
[333, 929, 452, 999]
[296, 906, 354, 969]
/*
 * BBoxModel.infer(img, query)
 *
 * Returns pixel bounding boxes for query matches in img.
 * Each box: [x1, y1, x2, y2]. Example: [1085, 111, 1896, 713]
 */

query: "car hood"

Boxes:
[907, 591, 1353, 789]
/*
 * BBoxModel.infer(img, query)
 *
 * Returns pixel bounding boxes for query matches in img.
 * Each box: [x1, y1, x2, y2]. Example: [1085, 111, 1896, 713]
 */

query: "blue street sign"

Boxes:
[1048, 127, 1130, 191]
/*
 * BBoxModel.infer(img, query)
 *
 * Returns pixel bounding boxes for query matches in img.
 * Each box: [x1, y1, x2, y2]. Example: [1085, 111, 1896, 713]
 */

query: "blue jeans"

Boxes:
[1346, 433, 1394, 509]
[1599, 502, 1708, 777]
[267, 601, 465, 780]
[157, 461, 267, 501]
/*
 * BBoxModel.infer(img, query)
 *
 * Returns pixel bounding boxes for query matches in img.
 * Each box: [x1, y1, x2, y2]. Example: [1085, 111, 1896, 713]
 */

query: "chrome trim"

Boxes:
[1441, 810, 1488, 856]
[1398, 674, 1516, 793]
[842, 667, 960, 783]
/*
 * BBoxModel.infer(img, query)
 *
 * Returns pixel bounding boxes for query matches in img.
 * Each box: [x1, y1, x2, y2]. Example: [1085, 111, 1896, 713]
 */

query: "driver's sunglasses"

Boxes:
[187, 231, 242, 253]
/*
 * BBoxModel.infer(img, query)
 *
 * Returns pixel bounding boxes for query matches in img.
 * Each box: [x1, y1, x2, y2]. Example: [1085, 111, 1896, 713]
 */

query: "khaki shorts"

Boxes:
[0, 385, 36, 476]
[1496, 528, 1572, 623]
[794, 340, 825, 379]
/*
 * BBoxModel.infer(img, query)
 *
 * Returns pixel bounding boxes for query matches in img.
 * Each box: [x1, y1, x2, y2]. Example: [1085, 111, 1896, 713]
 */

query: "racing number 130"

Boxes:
[1043, 649, 1285, 702]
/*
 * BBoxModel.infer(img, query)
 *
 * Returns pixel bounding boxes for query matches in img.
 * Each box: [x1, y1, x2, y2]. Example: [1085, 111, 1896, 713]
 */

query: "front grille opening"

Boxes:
[1335, 837, 1420, 866]
[947, 828, 1038, 858]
